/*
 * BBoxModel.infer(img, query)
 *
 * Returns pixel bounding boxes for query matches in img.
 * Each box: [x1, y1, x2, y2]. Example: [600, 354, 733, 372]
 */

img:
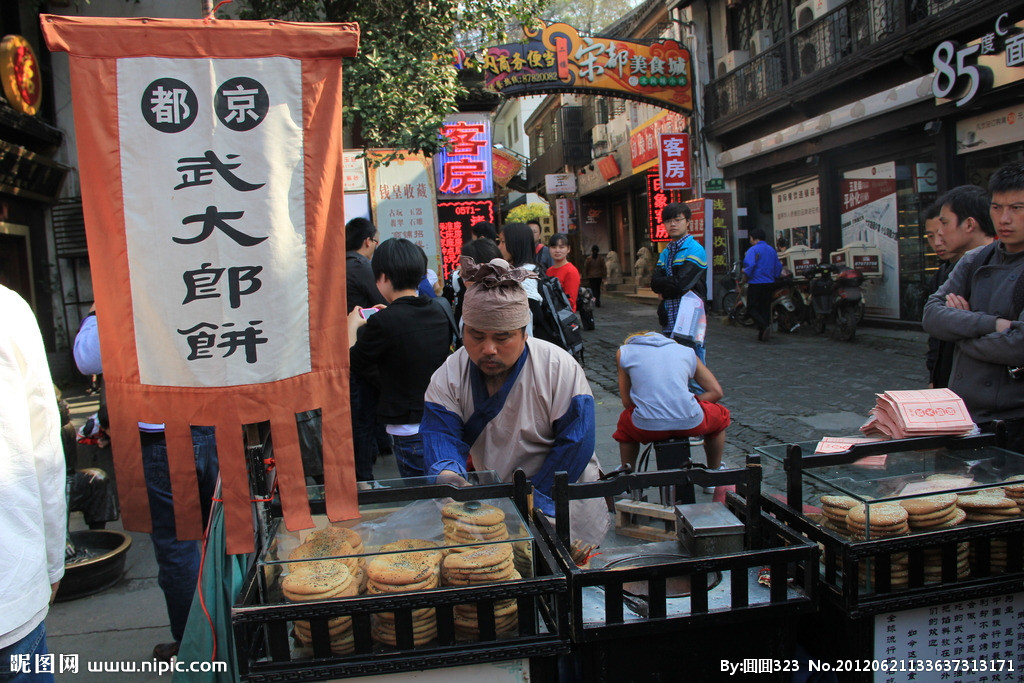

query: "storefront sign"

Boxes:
[684, 196, 708, 246]
[0, 138, 67, 202]
[771, 177, 821, 250]
[491, 148, 522, 187]
[684, 197, 714, 297]
[0, 35, 42, 116]
[956, 103, 1024, 154]
[555, 197, 578, 233]
[841, 162, 898, 318]
[483, 21, 694, 114]
[706, 192, 732, 275]
[43, 15, 361, 554]
[658, 133, 690, 190]
[434, 113, 493, 197]
[647, 172, 686, 242]
[933, 13, 1024, 107]
[596, 154, 620, 180]
[705, 178, 726, 192]
[343, 150, 367, 192]
[369, 153, 441, 271]
[436, 199, 494, 275]
[545, 172, 576, 194]
[630, 110, 687, 170]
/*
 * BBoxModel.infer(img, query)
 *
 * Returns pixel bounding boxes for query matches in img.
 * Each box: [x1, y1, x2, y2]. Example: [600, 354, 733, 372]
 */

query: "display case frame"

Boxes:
[232, 470, 568, 682]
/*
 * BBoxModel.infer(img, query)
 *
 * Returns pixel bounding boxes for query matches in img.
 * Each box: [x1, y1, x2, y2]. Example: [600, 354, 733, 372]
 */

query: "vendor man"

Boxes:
[421, 257, 608, 544]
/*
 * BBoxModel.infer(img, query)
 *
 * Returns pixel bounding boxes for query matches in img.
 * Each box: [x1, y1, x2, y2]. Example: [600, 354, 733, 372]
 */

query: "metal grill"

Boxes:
[52, 198, 87, 258]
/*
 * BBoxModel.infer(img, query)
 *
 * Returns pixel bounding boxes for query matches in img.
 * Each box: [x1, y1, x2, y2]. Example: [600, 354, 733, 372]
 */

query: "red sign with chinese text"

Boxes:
[631, 112, 686, 169]
[658, 133, 690, 190]
[684, 197, 706, 245]
[647, 172, 686, 242]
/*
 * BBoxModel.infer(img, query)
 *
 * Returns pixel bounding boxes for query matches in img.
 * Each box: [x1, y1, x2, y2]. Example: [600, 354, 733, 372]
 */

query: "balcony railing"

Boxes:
[705, 0, 964, 125]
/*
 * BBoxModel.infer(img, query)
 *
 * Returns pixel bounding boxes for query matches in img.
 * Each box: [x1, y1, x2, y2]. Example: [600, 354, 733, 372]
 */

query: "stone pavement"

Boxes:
[45, 293, 928, 680]
[581, 295, 928, 480]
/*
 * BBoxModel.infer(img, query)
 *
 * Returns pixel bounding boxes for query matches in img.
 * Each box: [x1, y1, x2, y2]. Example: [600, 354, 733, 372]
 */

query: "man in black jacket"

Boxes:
[348, 239, 453, 477]
[345, 217, 387, 480]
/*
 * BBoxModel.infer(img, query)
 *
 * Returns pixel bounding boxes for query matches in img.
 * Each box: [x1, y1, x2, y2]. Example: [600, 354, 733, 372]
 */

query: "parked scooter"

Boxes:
[769, 276, 804, 333]
[720, 261, 754, 326]
[806, 263, 864, 341]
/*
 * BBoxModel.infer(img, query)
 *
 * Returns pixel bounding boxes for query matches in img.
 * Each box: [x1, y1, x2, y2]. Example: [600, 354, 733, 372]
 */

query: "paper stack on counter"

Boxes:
[859, 388, 975, 439]
[814, 436, 888, 467]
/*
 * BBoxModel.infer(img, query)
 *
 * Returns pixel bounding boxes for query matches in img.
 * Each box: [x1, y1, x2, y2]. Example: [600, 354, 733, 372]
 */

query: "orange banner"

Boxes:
[42, 15, 360, 554]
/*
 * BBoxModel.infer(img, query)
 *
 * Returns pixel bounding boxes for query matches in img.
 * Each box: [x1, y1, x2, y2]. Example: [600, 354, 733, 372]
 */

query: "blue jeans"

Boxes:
[0, 621, 52, 682]
[142, 427, 219, 643]
[391, 432, 425, 478]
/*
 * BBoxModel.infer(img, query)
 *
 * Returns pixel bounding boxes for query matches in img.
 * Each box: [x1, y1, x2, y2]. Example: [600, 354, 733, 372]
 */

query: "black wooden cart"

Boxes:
[536, 465, 819, 681]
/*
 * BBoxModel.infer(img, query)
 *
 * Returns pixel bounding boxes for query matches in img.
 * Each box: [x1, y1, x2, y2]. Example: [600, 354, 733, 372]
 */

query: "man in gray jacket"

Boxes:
[922, 162, 1024, 453]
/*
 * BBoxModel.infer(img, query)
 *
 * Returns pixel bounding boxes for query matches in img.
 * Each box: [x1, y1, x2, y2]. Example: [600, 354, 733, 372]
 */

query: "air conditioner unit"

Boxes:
[591, 124, 609, 145]
[715, 50, 749, 79]
[795, 0, 847, 27]
[749, 29, 773, 56]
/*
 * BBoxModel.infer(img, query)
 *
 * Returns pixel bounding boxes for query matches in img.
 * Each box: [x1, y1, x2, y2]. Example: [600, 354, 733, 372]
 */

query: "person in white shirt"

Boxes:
[0, 285, 66, 682]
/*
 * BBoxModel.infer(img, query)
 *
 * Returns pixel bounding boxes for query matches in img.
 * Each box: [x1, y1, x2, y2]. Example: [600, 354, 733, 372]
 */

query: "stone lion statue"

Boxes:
[605, 251, 621, 283]
[634, 247, 655, 288]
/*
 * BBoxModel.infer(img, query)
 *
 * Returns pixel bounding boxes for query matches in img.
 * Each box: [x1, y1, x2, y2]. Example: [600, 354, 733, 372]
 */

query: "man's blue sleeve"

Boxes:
[528, 394, 596, 516]
[421, 400, 471, 478]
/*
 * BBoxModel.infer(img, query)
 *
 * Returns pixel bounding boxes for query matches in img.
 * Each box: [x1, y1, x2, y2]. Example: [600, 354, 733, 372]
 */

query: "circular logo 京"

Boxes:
[215, 77, 269, 132]
[141, 78, 198, 133]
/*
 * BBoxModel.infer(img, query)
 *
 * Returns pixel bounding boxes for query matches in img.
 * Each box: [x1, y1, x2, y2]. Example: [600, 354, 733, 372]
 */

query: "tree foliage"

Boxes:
[506, 202, 551, 224]
[238, 0, 545, 160]
[541, 0, 640, 35]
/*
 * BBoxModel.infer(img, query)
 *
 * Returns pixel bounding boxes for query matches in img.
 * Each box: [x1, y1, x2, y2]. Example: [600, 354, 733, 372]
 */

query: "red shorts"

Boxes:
[612, 401, 731, 444]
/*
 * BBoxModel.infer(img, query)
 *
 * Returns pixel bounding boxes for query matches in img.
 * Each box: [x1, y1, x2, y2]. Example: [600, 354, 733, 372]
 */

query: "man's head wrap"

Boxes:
[460, 256, 534, 331]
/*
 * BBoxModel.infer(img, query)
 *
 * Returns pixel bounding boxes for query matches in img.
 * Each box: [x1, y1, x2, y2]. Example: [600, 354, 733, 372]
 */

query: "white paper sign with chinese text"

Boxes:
[371, 155, 441, 272]
[118, 57, 309, 388]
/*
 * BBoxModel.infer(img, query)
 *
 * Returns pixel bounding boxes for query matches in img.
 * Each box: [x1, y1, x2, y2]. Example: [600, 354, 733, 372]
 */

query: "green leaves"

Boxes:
[239, 0, 548, 158]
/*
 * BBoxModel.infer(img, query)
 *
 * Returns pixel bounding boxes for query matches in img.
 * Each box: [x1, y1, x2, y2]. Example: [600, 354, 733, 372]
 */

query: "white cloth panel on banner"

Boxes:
[117, 57, 309, 387]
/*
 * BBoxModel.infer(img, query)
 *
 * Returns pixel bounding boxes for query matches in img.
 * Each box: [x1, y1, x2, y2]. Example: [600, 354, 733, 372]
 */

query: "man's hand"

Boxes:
[50, 582, 60, 604]
[436, 470, 469, 487]
[996, 318, 1013, 333]
[945, 293, 971, 310]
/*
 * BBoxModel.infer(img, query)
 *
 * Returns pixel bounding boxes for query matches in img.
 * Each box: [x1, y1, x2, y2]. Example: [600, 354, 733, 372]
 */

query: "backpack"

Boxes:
[431, 297, 461, 351]
[534, 274, 585, 364]
[577, 287, 595, 331]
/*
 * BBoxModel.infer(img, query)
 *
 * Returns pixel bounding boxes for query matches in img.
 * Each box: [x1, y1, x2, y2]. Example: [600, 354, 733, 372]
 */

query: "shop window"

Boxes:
[838, 157, 937, 322]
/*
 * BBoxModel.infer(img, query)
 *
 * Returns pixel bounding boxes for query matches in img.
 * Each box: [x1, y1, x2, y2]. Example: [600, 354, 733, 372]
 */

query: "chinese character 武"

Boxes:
[174, 151, 265, 192]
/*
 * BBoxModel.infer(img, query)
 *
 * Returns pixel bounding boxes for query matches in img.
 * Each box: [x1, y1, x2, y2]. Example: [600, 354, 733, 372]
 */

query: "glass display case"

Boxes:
[753, 434, 1024, 616]
[232, 471, 568, 681]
